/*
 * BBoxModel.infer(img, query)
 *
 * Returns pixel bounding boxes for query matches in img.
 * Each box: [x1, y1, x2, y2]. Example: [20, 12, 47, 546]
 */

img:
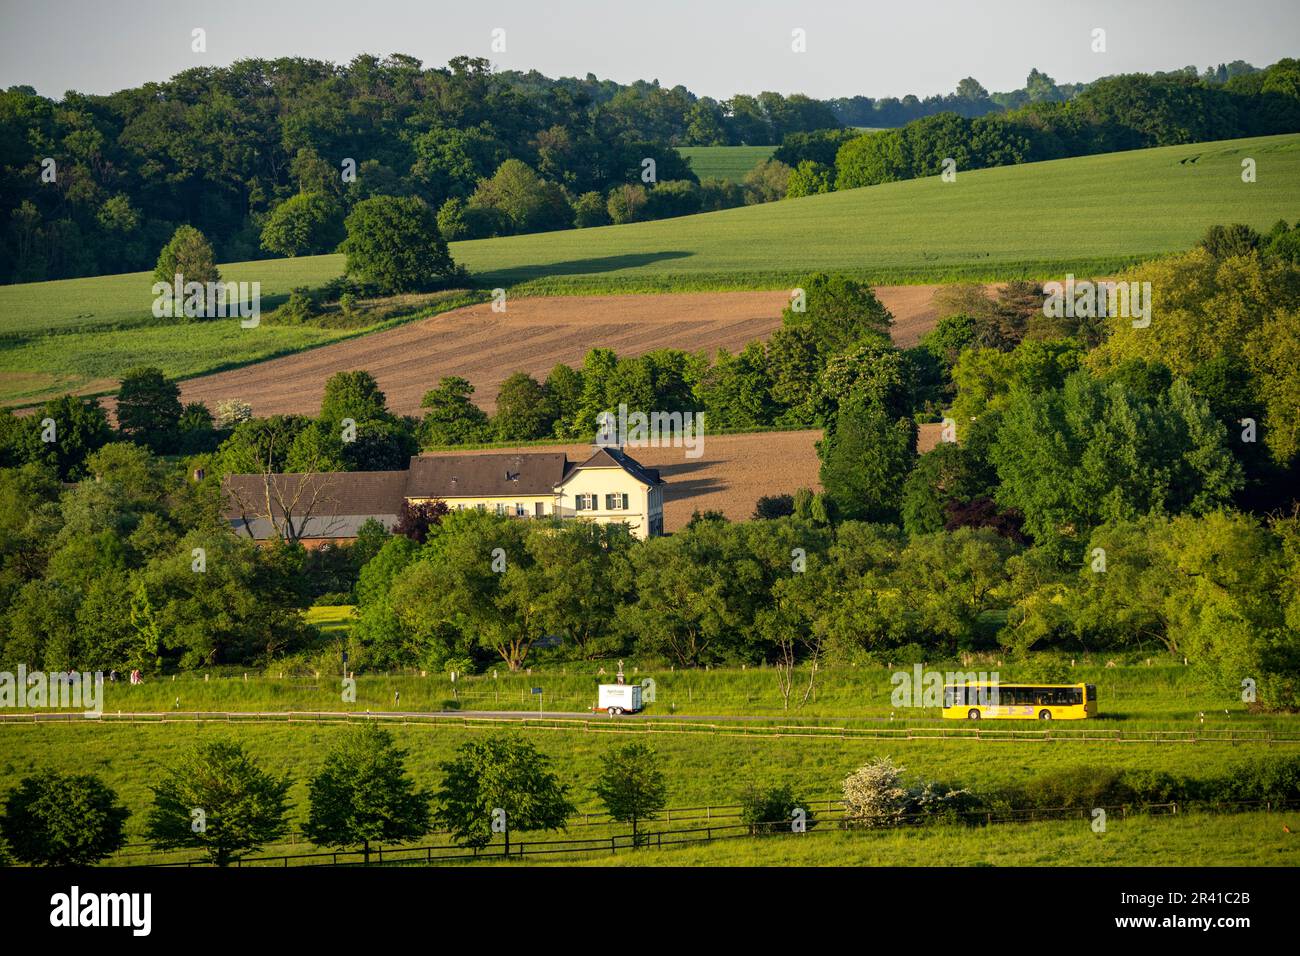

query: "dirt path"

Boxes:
[171, 285, 961, 418]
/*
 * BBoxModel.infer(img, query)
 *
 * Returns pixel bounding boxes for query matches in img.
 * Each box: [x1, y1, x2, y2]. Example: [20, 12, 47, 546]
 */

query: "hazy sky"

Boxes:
[1, 0, 1296, 101]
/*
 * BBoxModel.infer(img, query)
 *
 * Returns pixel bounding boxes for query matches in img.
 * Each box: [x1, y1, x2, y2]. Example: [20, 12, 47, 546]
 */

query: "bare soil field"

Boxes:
[438, 423, 943, 531]
[169, 285, 966, 418]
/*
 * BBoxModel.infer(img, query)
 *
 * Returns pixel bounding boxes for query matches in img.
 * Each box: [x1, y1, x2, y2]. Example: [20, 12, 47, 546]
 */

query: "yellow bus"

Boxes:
[942, 683, 1097, 721]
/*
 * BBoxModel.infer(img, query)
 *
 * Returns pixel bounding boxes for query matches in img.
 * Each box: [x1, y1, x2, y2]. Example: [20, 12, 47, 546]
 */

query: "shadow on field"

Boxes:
[485, 251, 694, 281]
[654, 460, 716, 477]
[663, 477, 726, 502]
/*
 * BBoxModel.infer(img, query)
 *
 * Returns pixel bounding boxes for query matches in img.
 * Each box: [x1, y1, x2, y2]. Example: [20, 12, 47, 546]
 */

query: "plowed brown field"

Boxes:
[170, 285, 962, 418]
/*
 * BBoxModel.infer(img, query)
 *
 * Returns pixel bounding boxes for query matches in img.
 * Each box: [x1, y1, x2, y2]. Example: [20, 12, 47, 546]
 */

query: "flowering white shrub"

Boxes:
[215, 399, 253, 429]
[842, 757, 910, 828]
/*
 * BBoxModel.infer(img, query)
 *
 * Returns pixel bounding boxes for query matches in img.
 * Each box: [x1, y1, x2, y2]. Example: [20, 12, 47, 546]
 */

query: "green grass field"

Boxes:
[1, 719, 1294, 865]
[4, 661, 1295, 866]
[677, 145, 775, 182]
[539, 812, 1300, 867]
[2, 133, 1296, 406]
[48, 651, 1295, 736]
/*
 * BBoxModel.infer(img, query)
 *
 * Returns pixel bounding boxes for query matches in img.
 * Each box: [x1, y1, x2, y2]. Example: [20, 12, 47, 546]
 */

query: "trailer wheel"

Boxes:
[607, 707, 616, 716]
[614, 707, 624, 715]
[967, 709, 980, 720]
[1039, 710, 1052, 720]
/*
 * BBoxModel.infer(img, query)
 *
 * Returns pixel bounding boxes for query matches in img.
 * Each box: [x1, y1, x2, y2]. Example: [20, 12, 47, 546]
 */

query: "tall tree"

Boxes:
[145, 740, 291, 866]
[433, 735, 574, 855]
[342, 195, 457, 294]
[304, 724, 432, 864]
[115, 367, 182, 451]
[0, 771, 129, 866]
[593, 743, 667, 848]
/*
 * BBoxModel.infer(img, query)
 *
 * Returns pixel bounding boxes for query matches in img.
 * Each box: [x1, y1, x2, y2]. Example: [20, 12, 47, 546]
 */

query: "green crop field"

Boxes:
[2, 133, 1296, 407]
[677, 144, 775, 182]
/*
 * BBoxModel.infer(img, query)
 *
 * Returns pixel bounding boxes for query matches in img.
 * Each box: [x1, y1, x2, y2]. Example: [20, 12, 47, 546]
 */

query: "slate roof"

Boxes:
[223, 471, 409, 519]
[564, 446, 663, 487]
[405, 452, 572, 498]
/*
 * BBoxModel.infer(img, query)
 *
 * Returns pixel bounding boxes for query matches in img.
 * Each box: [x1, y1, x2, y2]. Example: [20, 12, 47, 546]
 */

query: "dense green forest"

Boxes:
[3, 54, 1293, 283]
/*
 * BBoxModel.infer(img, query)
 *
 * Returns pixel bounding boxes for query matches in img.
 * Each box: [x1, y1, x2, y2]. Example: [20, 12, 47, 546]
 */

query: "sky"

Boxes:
[1, 0, 1296, 101]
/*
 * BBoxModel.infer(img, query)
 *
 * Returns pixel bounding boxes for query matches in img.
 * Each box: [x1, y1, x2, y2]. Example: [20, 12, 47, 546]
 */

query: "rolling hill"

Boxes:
[1, 132, 1297, 407]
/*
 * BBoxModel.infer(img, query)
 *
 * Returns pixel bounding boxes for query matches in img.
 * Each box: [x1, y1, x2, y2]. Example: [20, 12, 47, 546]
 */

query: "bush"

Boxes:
[1118, 769, 1187, 805]
[842, 757, 910, 828]
[753, 494, 795, 519]
[607, 184, 648, 224]
[272, 288, 317, 324]
[1199, 222, 1263, 259]
[1014, 766, 1130, 810]
[911, 781, 980, 823]
[738, 784, 816, 835]
[1202, 755, 1300, 803]
[214, 399, 253, 429]
[153, 224, 220, 286]
[435, 197, 470, 241]
[645, 180, 702, 219]
[785, 160, 834, 198]
[742, 158, 793, 204]
[573, 191, 610, 228]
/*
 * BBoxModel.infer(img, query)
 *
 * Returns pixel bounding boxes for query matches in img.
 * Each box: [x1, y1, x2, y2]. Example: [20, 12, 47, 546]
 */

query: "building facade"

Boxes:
[223, 446, 666, 545]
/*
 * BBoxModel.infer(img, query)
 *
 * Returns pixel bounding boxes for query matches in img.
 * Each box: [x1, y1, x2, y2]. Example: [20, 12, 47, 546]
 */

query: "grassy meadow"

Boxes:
[2, 133, 1297, 406]
[48, 626, 1295, 736]
[537, 812, 1300, 867]
[677, 144, 775, 182]
[0, 717, 1294, 865]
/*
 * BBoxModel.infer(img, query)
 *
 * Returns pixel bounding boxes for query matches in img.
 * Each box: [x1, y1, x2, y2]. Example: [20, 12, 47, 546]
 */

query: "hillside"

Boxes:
[1, 133, 1297, 407]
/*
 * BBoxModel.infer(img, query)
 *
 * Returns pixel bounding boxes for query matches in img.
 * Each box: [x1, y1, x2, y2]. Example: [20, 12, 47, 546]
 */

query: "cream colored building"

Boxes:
[553, 447, 665, 539]
[224, 446, 666, 544]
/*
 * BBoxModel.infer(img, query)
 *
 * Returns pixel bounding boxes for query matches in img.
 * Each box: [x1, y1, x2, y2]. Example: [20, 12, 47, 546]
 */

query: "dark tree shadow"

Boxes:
[477, 251, 694, 283]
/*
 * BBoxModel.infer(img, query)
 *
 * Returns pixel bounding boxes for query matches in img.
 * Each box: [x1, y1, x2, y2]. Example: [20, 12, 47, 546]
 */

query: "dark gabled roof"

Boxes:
[406, 452, 571, 498]
[222, 471, 408, 521]
[562, 447, 662, 486]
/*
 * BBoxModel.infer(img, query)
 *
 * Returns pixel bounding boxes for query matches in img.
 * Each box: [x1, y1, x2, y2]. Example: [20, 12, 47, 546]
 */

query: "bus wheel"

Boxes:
[1039, 710, 1052, 720]
[967, 709, 980, 720]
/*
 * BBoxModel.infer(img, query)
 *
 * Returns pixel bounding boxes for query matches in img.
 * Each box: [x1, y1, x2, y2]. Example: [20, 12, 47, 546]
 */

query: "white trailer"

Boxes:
[597, 683, 642, 715]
